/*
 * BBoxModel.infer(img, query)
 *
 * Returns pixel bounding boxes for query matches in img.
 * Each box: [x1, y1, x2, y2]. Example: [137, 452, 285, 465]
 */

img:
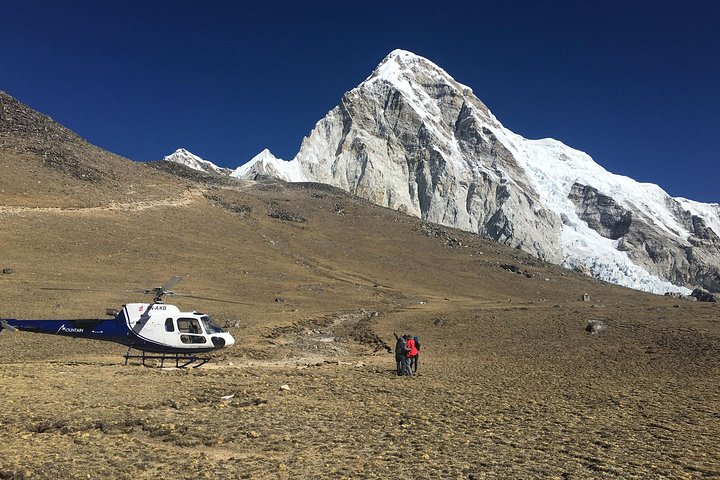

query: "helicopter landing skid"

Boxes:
[123, 347, 210, 368]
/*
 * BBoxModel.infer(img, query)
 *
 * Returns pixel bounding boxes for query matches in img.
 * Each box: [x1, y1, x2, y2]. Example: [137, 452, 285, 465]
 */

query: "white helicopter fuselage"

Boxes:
[123, 303, 235, 353]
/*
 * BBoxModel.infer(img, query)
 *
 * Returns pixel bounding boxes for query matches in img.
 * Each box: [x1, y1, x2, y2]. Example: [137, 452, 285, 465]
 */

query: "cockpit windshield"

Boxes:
[201, 316, 224, 334]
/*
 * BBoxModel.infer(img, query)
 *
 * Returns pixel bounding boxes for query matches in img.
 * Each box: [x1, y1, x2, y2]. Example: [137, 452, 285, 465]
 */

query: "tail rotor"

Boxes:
[0, 320, 18, 332]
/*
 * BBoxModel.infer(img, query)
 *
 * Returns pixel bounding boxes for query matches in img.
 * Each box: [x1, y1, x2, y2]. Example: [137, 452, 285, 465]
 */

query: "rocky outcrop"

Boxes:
[691, 215, 720, 248]
[569, 183, 633, 240]
[691, 288, 718, 302]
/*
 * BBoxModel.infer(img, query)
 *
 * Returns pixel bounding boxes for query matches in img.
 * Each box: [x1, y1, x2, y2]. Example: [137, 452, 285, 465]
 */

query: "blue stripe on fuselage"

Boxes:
[4, 317, 129, 345]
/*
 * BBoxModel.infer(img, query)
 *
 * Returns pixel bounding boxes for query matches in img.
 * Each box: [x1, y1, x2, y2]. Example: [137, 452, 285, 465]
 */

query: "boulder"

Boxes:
[691, 288, 718, 303]
[585, 320, 608, 335]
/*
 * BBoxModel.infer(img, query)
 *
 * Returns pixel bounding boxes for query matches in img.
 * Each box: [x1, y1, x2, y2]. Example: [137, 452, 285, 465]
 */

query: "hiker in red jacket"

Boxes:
[405, 335, 418, 376]
[410, 335, 420, 373]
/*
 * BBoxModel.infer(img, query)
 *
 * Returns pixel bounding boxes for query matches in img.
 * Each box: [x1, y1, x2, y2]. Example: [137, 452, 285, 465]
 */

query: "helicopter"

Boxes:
[0, 276, 237, 368]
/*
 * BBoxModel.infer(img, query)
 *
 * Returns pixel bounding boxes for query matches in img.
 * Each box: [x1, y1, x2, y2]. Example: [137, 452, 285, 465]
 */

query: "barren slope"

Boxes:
[0, 93, 718, 479]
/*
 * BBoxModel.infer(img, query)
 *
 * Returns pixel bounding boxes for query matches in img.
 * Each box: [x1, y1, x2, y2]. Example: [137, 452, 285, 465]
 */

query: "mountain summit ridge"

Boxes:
[166, 50, 720, 294]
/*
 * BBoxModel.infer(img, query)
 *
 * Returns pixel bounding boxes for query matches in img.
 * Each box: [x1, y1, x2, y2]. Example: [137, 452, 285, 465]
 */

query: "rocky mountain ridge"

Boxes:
[166, 51, 719, 294]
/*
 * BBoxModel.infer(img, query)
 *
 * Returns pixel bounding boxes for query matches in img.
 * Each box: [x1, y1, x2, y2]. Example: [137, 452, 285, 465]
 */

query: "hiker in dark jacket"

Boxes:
[393, 332, 409, 375]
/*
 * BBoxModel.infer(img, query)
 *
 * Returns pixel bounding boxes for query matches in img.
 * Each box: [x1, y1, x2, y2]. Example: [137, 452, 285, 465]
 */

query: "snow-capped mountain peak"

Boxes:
[175, 50, 720, 295]
[363, 49, 473, 96]
[230, 149, 305, 182]
[291, 50, 720, 293]
[163, 148, 231, 175]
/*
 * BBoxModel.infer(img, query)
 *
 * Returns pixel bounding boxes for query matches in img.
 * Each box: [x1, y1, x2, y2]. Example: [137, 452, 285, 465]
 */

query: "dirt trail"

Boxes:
[0, 187, 204, 216]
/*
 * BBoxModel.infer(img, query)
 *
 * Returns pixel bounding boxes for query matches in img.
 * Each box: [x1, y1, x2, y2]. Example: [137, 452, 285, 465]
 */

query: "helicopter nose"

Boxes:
[211, 333, 235, 348]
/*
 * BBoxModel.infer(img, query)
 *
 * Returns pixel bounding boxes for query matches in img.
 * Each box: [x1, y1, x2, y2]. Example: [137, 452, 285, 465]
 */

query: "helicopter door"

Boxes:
[176, 318, 208, 345]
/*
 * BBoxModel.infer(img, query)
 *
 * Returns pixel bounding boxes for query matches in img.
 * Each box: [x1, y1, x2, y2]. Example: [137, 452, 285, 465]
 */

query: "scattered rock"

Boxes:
[419, 223, 463, 248]
[500, 263, 521, 274]
[500, 263, 535, 278]
[2, 268, 13, 275]
[236, 398, 268, 408]
[269, 208, 307, 223]
[585, 320, 608, 335]
[279, 384, 290, 391]
[574, 265, 591, 276]
[203, 192, 253, 215]
[274, 297, 286, 303]
[664, 291, 685, 299]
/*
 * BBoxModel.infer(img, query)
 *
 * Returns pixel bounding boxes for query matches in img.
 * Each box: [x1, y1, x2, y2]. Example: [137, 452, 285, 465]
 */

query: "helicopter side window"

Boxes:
[165, 318, 175, 332]
[177, 318, 207, 344]
[177, 318, 203, 335]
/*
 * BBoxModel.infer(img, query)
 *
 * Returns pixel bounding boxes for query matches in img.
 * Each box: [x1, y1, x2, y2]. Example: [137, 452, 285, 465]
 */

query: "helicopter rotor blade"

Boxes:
[39, 287, 115, 293]
[161, 276, 183, 292]
[40, 277, 250, 306]
[175, 293, 255, 306]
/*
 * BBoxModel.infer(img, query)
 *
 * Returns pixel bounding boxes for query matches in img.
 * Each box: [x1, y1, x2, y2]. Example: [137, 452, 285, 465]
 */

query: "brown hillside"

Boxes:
[0, 93, 718, 479]
[0, 91, 188, 207]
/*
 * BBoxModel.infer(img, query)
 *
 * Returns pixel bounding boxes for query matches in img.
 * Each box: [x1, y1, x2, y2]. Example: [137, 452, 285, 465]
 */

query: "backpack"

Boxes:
[413, 335, 420, 351]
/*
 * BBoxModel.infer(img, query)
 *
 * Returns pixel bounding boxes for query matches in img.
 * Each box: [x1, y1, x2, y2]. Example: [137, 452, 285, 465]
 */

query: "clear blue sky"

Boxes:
[2, 1, 718, 203]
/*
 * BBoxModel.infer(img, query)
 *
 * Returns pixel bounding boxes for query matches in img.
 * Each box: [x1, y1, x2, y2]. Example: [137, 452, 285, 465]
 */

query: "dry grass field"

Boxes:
[1, 93, 719, 479]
